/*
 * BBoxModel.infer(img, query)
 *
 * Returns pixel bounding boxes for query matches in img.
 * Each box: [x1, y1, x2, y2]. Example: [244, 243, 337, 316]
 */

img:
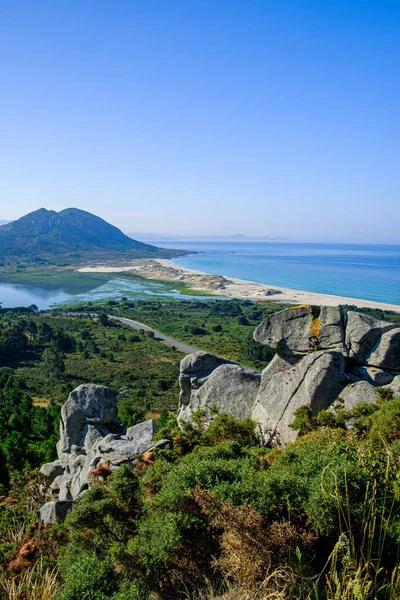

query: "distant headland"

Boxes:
[0, 208, 187, 270]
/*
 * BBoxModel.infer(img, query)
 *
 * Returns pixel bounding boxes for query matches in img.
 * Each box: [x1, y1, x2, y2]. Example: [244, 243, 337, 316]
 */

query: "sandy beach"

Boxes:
[78, 258, 400, 313]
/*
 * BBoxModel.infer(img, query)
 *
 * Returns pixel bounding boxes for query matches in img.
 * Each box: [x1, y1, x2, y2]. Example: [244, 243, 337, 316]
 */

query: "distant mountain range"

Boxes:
[0, 220, 10, 226]
[129, 232, 290, 242]
[0, 208, 185, 265]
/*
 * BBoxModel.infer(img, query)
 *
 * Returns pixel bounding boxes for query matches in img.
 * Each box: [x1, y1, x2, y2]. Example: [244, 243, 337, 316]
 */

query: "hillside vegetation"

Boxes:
[1, 300, 400, 599]
[2, 389, 400, 599]
[0, 208, 185, 269]
[62, 298, 285, 368]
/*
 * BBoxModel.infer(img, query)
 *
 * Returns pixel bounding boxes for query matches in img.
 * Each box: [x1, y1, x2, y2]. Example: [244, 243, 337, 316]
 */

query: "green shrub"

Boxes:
[369, 397, 400, 445]
[57, 548, 116, 600]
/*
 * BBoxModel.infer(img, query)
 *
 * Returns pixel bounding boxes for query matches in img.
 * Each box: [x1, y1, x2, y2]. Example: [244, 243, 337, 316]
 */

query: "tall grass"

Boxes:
[313, 472, 400, 600]
[0, 559, 59, 600]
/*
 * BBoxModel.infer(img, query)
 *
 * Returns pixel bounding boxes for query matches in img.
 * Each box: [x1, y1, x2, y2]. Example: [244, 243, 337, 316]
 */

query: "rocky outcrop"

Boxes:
[39, 460, 64, 483]
[177, 307, 400, 445]
[39, 500, 73, 524]
[178, 352, 261, 424]
[40, 306, 400, 521]
[178, 352, 237, 408]
[248, 306, 400, 444]
[367, 328, 400, 371]
[58, 384, 118, 454]
[126, 419, 157, 443]
[345, 312, 396, 363]
[254, 305, 345, 357]
[39, 385, 169, 523]
[352, 366, 395, 386]
[252, 350, 347, 445]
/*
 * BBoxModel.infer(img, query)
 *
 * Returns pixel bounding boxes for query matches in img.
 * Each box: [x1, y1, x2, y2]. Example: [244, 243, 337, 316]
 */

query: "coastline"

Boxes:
[77, 258, 400, 313]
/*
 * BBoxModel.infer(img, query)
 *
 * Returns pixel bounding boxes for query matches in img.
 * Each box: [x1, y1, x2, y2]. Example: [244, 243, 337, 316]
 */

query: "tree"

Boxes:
[42, 346, 65, 379]
[99, 313, 110, 327]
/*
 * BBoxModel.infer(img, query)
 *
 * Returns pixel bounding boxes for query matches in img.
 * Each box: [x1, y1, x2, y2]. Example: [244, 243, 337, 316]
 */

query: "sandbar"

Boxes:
[78, 258, 400, 313]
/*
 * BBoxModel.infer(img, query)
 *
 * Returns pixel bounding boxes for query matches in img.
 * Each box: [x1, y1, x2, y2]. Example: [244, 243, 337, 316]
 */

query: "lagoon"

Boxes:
[0, 278, 219, 310]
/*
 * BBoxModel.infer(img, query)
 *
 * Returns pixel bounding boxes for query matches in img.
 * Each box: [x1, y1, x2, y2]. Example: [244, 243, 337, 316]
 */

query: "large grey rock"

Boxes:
[68, 454, 86, 476]
[82, 424, 111, 450]
[368, 329, 400, 371]
[59, 384, 117, 454]
[331, 381, 377, 412]
[179, 352, 236, 407]
[39, 500, 73, 524]
[178, 359, 261, 425]
[70, 471, 89, 500]
[345, 312, 396, 363]
[257, 355, 300, 399]
[57, 473, 75, 501]
[180, 351, 235, 375]
[318, 306, 346, 350]
[97, 433, 157, 465]
[126, 419, 157, 444]
[252, 350, 347, 445]
[40, 460, 64, 483]
[262, 354, 300, 376]
[56, 440, 73, 467]
[254, 306, 345, 357]
[50, 474, 63, 494]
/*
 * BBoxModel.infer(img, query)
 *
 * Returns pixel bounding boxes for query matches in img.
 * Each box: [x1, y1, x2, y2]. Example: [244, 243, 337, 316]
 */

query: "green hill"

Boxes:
[0, 208, 185, 265]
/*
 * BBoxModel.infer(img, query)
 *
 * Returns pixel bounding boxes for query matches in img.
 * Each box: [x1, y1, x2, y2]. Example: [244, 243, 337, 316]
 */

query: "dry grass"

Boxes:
[32, 397, 50, 408]
[145, 410, 162, 420]
[0, 519, 29, 546]
[0, 560, 59, 600]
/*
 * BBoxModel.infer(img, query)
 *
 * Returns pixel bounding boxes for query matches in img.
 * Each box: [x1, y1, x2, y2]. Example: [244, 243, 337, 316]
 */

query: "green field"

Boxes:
[60, 298, 285, 367]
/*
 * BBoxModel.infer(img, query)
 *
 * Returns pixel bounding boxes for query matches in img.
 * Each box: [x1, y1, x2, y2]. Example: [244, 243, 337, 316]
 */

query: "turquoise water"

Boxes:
[152, 242, 400, 306]
[1, 242, 399, 309]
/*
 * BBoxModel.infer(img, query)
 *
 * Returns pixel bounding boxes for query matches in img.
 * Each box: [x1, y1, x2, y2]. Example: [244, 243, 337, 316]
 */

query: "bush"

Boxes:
[369, 397, 400, 445]
[57, 548, 116, 600]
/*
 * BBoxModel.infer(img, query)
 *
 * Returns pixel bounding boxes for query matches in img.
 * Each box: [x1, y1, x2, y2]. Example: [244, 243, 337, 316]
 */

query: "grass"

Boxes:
[31, 397, 50, 408]
[0, 560, 59, 600]
[60, 298, 284, 367]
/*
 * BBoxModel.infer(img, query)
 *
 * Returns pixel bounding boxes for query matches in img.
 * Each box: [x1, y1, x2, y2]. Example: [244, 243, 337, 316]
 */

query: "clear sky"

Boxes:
[0, 0, 399, 243]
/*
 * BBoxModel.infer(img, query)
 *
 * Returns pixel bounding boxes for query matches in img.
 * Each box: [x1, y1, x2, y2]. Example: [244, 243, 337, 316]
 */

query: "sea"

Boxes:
[156, 241, 400, 306]
[0, 242, 399, 309]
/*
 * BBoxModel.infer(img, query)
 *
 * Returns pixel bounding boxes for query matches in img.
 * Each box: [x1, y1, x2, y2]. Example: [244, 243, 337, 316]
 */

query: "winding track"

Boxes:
[109, 315, 198, 354]
[66, 312, 198, 354]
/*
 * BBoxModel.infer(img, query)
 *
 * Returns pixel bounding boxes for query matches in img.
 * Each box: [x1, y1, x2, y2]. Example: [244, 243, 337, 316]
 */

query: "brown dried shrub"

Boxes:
[8, 540, 37, 572]
[193, 488, 316, 592]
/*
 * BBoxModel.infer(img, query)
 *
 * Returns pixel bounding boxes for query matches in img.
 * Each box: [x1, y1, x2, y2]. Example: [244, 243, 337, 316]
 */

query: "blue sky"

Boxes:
[0, 0, 399, 242]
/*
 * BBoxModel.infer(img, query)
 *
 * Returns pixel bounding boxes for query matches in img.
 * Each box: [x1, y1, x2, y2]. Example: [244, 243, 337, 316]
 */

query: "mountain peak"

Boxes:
[0, 208, 185, 264]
